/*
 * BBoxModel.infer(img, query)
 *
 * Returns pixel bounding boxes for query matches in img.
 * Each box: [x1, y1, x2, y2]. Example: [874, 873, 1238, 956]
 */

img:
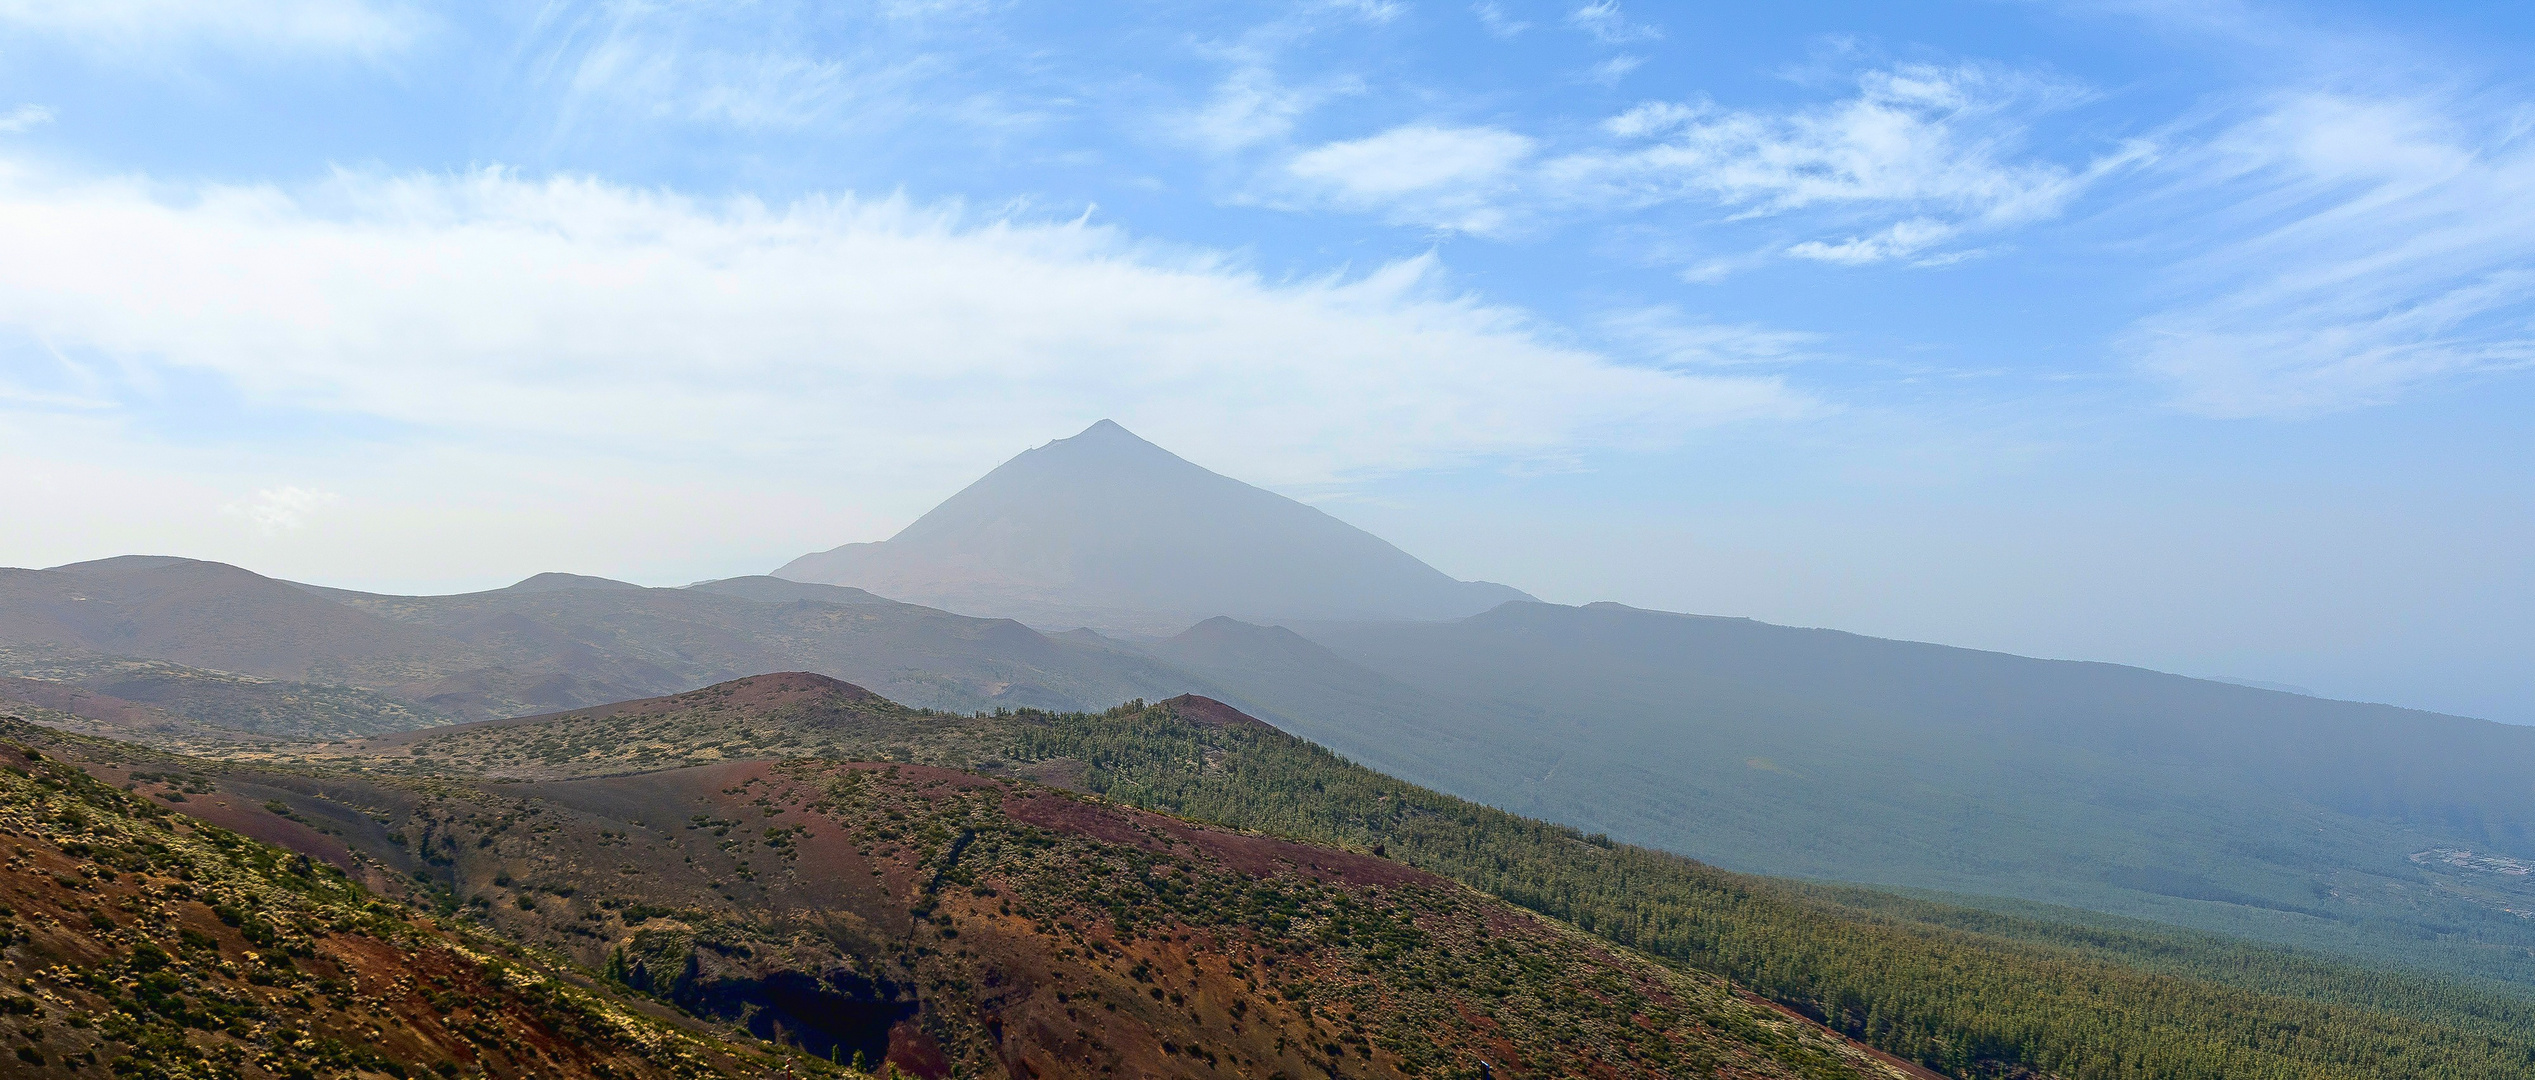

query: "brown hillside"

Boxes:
[0, 732, 839, 1080]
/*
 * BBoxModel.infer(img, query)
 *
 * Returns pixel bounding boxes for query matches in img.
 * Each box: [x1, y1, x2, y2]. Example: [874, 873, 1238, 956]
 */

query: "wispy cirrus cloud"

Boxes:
[1285, 124, 1538, 234]
[562, 37, 870, 130]
[1551, 64, 2137, 258]
[1164, 2, 1409, 155]
[530, 2, 976, 136]
[0, 106, 53, 133]
[2128, 91, 2535, 416]
[1472, 2, 1530, 39]
[1581, 55, 1645, 88]
[1568, 1, 1662, 45]
[1270, 62, 2136, 255]
[1783, 218, 1964, 265]
[1176, 60, 1360, 153]
[0, 0, 423, 57]
[1599, 306, 1823, 368]
[223, 485, 341, 537]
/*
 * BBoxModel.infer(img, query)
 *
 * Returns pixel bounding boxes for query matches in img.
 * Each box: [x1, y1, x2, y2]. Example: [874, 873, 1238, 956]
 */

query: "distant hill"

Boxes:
[0, 555, 458, 681]
[0, 556, 1219, 725]
[684, 574, 895, 606]
[503, 571, 644, 592]
[774, 420, 1531, 631]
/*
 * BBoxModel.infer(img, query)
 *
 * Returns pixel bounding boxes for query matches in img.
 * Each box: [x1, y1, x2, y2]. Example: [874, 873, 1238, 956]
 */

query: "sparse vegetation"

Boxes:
[0, 722, 853, 1080]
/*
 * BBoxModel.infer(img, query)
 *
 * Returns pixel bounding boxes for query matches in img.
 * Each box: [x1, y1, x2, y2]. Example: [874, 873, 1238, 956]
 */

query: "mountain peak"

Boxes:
[1068, 418, 1141, 443]
[774, 425, 1533, 631]
[1023, 419, 1195, 476]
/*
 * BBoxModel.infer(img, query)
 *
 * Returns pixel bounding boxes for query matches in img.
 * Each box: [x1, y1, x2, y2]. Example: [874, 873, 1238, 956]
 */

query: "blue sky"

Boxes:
[0, 1, 2529, 721]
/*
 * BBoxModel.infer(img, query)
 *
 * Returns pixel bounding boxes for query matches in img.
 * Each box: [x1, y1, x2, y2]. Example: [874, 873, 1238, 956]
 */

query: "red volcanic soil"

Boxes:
[76, 762, 369, 874]
[1158, 694, 1278, 732]
[0, 678, 174, 726]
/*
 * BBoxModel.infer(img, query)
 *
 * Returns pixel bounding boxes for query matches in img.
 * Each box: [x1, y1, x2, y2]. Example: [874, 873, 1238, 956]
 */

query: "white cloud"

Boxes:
[1602, 100, 1700, 139]
[0, 0, 420, 56]
[1785, 218, 1957, 264]
[1600, 306, 1821, 367]
[529, 3, 968, 136]
[1568, 1, 1661, 44]
[1291, 125, 1536, 196]
[1253, 64, 2125, 261]
[1286, 124, 1538, 233]
[1317, 0, 1407, 24]
[1546, 64, 2130, 265]
[0, 158, 1806, 505]
[2129, 92, 2535, 415]
[1582, 55, 1644, 87]
[565, 37, 866, 131]
[223, 486, 340, 536]
[1473, 2, 1530, 38]
[1179, 63, 1348, 153]
[1559, 65, 2089, 219]
[0, 106, 53, 133]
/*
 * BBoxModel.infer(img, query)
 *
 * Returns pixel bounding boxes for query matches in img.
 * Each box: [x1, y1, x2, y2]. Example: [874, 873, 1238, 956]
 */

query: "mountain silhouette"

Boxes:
[774, 420, 1531, 630]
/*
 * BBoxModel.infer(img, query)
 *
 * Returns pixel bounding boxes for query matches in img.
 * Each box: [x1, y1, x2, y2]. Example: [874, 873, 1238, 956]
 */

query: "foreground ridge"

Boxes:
[8, 700, 1910, 1080]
